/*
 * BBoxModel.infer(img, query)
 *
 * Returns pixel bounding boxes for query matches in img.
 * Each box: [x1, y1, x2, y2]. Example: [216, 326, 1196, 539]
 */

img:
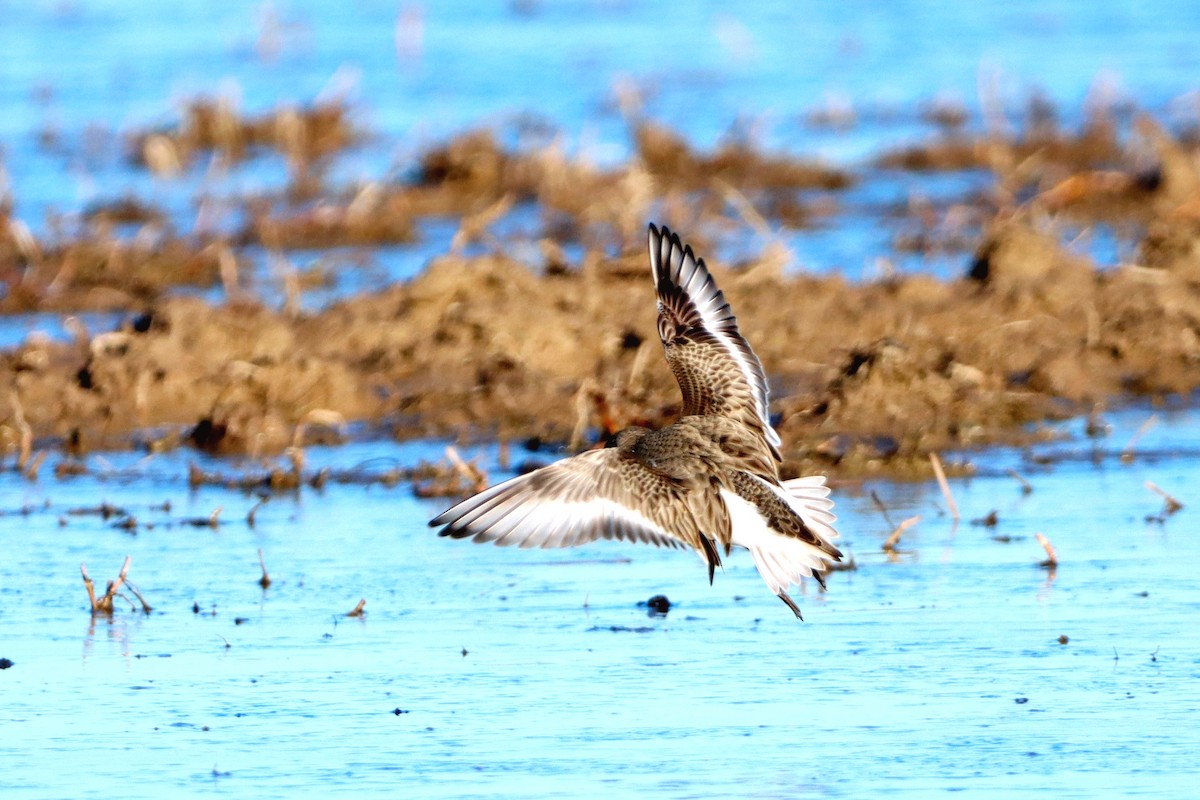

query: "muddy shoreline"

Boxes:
[5, 100, 1200, 479]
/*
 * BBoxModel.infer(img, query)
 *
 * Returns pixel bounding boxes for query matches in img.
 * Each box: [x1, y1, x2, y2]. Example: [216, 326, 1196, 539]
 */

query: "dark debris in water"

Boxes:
[0, 658, 14, 669]
[971, 510, 1000, 527]
[638, 594, 672, 617]
[589, 625, 658, 633]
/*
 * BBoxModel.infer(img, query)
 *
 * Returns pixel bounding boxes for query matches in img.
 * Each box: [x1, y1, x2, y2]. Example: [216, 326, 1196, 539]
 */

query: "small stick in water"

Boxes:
[1007, 469, 1033, 495]
[1121, 414, 1158, 463]
[81, 556, 134, 614]
[870, 490, 897, 530]
[1035, 533, 1058, 568]
[929, 452, 960, 521]
[883, 515, 921, 553]
[1144, 481, 1184, 515]
[346, 599, 367, 617]
[445, 446, 488, 493]
[258, 548, 272, 589]
[124, 579, 153, 614]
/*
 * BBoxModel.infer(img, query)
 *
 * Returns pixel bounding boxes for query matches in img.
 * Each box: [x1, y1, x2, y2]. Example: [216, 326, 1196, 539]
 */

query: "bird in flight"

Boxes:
[430, 224, 841, 617]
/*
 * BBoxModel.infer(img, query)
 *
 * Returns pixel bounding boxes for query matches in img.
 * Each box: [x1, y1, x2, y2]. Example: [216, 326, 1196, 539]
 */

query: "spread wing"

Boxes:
[429, 448, 713, 553]
[648, 224, 781, 451]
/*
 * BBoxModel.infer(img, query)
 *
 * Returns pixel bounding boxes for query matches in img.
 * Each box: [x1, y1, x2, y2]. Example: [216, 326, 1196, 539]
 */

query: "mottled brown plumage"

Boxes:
[650, 225, 782, 459]
[430, 224, 841, 617]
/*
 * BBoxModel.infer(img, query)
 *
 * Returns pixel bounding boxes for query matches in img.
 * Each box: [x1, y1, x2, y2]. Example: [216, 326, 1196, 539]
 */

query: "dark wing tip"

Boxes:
[648, 223, 702, 286]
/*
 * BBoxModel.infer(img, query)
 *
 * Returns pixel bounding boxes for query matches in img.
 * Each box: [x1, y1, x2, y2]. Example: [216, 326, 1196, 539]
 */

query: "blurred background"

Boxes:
[4, 5, 1200, 798]
[3, 1, 1200, 290]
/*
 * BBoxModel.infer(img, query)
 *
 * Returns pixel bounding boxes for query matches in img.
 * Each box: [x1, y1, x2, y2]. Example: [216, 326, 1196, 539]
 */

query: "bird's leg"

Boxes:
[777, 591, 804, 621]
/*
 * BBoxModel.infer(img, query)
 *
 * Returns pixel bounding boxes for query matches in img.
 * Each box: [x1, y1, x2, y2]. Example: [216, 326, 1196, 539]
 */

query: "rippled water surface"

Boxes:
[4, 3, 1200, 797]
[2, 408, 1199, 797]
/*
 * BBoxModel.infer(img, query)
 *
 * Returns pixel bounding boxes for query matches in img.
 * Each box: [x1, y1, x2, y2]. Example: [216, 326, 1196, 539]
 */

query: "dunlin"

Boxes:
[430, 224, 841, 617]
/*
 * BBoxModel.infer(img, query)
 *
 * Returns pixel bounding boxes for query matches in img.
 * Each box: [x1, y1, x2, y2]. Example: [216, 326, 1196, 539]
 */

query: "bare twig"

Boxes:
[883, 515, 921, 553]
[217, 245, 244, 302]
[81, 556, 134, 615]
[247, 496, 268, 527]
[713, 178, 772, 240]
[257, 548, 272, 589]
[1035, 533, 1058, 568]
[869, 490, 897, 530]
[1121, 414, 1158, 463]
[568, 379, 596, 452]
[1145, 481, 1184, 515]
[1007, 468, 1033, 495]
[8, 391, 33, 472]
[124, 579, 154, 614]
[929, 452, 960, 521]
[24, 451, 47, 481]
[445, 446, 488, 493]
[346, 599, 367, 617]
[80, 563, 98, 610]
[292, 408, 347, 448]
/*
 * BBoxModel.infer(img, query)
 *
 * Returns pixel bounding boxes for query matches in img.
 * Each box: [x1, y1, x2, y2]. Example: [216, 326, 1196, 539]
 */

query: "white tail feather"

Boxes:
[780, 475, 839, 544]
[721, 477, 840, 595]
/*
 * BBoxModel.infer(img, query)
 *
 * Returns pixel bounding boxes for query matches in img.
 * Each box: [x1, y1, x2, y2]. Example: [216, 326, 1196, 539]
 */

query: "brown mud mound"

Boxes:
[5, 216, 1200, 475]
[6, 100, 1200, 476]
[129, 97, 357, 174]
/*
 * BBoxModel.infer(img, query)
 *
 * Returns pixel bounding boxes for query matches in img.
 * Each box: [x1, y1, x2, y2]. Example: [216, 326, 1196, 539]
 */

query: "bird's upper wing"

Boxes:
[429, 448, 707, 551]
[648, 224, 781, 450]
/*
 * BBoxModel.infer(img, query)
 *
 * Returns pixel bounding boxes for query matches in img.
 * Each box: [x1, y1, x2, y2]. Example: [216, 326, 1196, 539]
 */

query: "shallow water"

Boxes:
[2, 407, 1198, 797]
[5, 4, 1200, 797]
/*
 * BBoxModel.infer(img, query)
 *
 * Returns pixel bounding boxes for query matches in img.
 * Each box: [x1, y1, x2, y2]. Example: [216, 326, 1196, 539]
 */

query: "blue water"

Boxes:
[4, 4, 1200, 797]
[2, 408, 1198, 797]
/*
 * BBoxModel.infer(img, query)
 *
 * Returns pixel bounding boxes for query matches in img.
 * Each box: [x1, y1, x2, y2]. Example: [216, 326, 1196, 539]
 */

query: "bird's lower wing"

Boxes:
[429, 448, 696, 551]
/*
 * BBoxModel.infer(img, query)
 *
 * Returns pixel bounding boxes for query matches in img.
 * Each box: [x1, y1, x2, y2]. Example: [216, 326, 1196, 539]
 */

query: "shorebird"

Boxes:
[430, 224, 841, 617]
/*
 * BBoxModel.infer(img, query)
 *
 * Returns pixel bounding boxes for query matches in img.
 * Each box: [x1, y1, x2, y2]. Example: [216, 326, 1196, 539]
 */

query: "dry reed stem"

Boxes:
[713, 178, 772, 239]
[8, 391, 32, 472]
[869, 490, 897, 529]
[883, 515, 921, 553]
[258, 548, 272, 589]
[247, 497, 268, 527]
[568, 380, 596, 452]
[1035, 533, 1058, 567]
[346, 599, 367, 617]
[450, 193, 513, 253]
[80, 564, 98, 610]
[217, 245, 242, 302]
[1144, 481, 1184, 515]
[81, 555, 134, 615]
[124, 580, 153, 614]
[445, 446, 488, 493]
[1121, 414, 1158, 462]
[929, 452, 960, 520]
[1007, 468, 1033, 495]
[292, 408, 347, 448]
[24, 450, 47, 481]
